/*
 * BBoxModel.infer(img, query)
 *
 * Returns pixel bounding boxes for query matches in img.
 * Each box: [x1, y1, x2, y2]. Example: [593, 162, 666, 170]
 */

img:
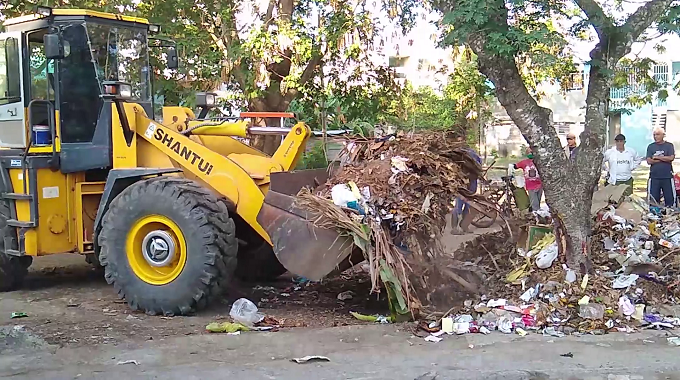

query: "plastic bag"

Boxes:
[230, 298, 264, 326]
[578, 303, 605, 320]
[331, 184, 357, 207]
[618, 296, 635, 316]
[535, 243, 558, 269]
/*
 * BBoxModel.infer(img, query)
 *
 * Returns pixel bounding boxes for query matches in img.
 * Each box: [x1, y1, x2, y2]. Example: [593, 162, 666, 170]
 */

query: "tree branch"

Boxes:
[609, 0, 674, 60]
[573, 0, 615, 39]
[262, 0, 277, 27]
[622, 0, 674, 40]
[283, 51, 323, 104]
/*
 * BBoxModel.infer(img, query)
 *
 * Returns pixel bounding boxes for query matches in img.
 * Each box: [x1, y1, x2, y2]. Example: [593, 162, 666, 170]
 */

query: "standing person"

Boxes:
[450, 136, 482, 234]
[514, 147, 543, 211]
[646, 128, 676, 207]
[564, 132, 578, 161]
[602, 134, 643, 196]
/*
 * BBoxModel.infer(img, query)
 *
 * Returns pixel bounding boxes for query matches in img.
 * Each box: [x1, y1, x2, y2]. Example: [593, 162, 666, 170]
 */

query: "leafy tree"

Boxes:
[2, 0, 416, 154]
[433, 0, 679, 272]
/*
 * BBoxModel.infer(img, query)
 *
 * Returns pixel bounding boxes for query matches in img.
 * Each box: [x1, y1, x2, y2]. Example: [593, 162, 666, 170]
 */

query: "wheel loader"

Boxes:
[0, 7, 358, 315]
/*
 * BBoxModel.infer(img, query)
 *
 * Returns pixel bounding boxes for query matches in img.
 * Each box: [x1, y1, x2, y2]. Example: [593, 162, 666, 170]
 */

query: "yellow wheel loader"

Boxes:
[0, 7, 359, 315]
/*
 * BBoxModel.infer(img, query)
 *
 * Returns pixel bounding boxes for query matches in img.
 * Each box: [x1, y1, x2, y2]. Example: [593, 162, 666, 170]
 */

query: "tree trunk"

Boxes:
[547, 181, 594, 273]
[465, 32, 599, 272]
[249, 94, 290, 155]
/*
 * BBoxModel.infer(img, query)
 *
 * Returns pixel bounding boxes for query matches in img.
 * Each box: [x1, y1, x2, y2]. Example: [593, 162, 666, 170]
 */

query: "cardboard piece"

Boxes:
[591, 184, 630, 215]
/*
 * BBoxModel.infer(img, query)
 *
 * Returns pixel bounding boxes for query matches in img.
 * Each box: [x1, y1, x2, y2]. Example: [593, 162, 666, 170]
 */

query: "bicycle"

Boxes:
[470, 175, 521, 228]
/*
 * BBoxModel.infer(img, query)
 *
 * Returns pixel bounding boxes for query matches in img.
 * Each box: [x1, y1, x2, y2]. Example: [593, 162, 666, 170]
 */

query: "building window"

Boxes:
[652, 113, 667, 130]
[653, 63, 669, 86]
[565, 72, 584, 90]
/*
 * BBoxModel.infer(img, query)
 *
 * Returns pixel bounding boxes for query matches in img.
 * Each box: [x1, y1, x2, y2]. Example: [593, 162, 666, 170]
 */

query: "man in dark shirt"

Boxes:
[646, 128, 676, 207]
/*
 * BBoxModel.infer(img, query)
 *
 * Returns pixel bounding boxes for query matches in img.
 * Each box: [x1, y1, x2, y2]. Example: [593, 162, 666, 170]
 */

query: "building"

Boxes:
[487, 34, 680, 158]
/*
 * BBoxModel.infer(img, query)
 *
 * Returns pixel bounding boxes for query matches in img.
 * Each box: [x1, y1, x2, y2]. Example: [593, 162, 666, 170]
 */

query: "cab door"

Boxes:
[0, 32, 26, 148]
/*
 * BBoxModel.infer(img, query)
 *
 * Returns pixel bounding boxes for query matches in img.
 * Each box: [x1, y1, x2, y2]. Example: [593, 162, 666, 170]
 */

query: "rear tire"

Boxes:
[98, 177, 237, 316]
[0, 199, 30, 291]
[471, 209, 497, 228]
[235, 240, 287, 282]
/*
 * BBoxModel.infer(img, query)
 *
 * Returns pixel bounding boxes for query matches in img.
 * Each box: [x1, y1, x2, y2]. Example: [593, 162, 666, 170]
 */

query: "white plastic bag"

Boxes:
[230, 298, 264, 326]
[535, 242, 558, 269]
[331, 184, 357, 207]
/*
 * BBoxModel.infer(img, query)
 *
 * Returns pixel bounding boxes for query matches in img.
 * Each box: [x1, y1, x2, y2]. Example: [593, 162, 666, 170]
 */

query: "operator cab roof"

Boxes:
[3, 9, 149, 31]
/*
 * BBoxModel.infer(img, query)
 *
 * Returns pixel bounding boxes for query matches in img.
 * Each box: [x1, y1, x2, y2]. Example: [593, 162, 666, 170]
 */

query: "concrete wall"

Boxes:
[621, 105, 653, 156]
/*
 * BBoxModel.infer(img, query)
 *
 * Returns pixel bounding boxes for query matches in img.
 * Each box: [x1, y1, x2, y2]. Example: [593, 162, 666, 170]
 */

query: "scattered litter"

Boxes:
[487, 299, 507, 308]
[498, 317, 513, 334]
[519, 288, 537, 302]
[612, 274, 639, 289]
[291, 356, 331, 364]
[535, 242, 558, 269]
[441, 317, 454, 334]
[515, 327, 527, 337]
[205, 322, 251, 333]
[229, 298, 264, 326]
[667, 337, 680, 346]
[542, 327, 565, 338]
[10, 312, 27, 319]
[560, 352, 574, 358]
[618, 296, 635, 316]
[578, 304, 605, 320]
[424, 335, 443, 343]
[350, 311, 392, 324]
[632, 304, 645, 321]
[116, 360, 139, 366]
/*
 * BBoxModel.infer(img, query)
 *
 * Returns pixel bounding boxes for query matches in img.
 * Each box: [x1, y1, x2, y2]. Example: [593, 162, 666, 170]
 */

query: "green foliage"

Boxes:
[296, 141, 329, 170]
[437, 0, 680, 109]
[440, 0, 576, 95]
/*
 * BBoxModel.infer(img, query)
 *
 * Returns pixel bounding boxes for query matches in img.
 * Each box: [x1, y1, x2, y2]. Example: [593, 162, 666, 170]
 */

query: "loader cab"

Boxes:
[1, 8, 169, 173]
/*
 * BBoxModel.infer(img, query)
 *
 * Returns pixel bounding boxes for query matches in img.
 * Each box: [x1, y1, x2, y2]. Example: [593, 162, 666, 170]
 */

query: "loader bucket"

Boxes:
[256, 168, 360, 281]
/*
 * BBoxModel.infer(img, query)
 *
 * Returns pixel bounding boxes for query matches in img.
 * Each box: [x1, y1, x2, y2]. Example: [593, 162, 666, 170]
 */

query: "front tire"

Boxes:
[98, 177, 237, 316]
[0, 198, 30, 291]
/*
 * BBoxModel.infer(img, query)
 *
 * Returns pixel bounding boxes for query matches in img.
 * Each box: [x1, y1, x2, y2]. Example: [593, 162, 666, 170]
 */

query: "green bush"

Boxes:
[296, 141, 329, 170]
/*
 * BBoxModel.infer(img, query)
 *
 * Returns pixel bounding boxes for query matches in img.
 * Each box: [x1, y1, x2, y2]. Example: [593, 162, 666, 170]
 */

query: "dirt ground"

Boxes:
[0, 222, 499, 349]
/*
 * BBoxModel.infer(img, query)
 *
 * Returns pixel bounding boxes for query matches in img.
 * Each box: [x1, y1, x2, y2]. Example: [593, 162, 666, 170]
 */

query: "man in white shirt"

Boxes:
[602, 134, 643, 196]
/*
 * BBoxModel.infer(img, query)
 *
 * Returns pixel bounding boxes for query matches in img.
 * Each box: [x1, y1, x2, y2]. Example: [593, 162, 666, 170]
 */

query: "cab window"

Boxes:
[0, 37, 21, 106]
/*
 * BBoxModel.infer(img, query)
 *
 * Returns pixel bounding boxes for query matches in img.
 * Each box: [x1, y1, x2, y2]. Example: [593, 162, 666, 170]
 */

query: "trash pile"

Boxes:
[412, 184, 680, 341]
[296, 131, 496, 317]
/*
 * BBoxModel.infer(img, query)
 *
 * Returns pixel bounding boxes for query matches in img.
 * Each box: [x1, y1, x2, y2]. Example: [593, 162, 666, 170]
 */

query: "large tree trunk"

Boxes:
[249, 91, 291, 155]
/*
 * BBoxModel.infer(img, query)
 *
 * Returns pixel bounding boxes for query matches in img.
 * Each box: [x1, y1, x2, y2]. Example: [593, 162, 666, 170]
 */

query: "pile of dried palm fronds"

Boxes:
[296, 130, 501, 316]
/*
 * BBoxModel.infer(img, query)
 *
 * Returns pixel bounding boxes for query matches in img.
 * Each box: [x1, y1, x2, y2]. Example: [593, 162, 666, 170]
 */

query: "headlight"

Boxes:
[102, 81, 133, 100]
[119, 84, 132, 99]
[196, 92, 217, 108]
[36, 6, 53, 17]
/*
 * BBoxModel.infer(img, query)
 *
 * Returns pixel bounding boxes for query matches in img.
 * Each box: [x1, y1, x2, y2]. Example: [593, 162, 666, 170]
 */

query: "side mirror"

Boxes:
[44, 33, 64, 60]
[166, 46, 178, 69]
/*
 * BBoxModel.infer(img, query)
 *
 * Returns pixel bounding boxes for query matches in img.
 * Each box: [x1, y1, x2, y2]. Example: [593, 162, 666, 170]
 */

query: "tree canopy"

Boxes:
[432, 0, 680, 272]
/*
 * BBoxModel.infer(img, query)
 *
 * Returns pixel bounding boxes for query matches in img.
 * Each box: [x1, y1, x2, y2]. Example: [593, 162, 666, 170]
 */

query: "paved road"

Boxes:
[3, 324, 680, 379]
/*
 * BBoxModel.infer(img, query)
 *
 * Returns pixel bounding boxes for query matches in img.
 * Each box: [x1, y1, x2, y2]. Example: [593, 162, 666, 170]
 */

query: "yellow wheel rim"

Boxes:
[126, 215, 187, 285]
